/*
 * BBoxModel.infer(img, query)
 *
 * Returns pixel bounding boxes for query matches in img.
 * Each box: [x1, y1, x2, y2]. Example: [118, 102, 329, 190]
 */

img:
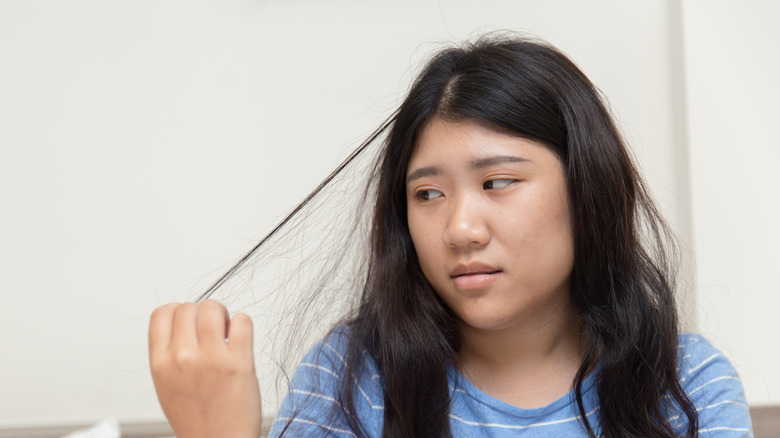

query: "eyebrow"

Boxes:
[406, 155, 529, 184]
[471, 155, 529, 169]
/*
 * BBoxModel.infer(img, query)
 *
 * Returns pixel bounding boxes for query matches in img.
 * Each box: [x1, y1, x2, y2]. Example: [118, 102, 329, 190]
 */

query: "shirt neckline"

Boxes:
[446, 361, 600, 419]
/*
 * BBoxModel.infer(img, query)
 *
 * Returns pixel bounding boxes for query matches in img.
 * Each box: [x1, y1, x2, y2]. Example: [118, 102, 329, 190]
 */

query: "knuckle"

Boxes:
[201, 299, 227, 318]
[232, 312, 252, 327]
[222, 356, 254, 375]
[150, 303, 178, 322]
[178, 302, 197, 314]
[202, 299, 224, 311]
[173, 349, 201, 368]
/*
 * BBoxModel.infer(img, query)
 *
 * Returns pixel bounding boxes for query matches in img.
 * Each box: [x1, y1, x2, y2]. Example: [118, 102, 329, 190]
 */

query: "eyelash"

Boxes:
[415, 189, 443, 201]
[414, 178, 517, 201]
[483, 178, 515, 190]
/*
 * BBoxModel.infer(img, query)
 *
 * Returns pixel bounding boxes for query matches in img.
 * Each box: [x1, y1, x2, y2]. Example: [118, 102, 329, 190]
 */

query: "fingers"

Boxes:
[197, 300, 230, 347]
[150, 301, 251, 352]
[227, 312, 254, 357]
[149, 302, 180, 358]
[149, 300, 255, 374]
[170, 303, 199, 350]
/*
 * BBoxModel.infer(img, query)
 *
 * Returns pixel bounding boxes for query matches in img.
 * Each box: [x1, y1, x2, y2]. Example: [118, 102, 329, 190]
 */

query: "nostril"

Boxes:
[443, 220, 490, 248]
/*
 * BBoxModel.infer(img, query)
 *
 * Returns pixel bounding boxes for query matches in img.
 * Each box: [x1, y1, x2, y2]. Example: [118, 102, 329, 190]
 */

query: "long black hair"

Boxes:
[329, 35, 699, 437]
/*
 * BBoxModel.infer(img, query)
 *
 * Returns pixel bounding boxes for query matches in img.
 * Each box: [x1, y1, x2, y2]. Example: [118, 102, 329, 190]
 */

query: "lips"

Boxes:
[450, 262, 501, 290]
[451, 261, 501, 278]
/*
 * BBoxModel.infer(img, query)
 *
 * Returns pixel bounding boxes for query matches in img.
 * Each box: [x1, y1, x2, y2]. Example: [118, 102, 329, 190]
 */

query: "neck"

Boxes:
[456, 293, 585, 407]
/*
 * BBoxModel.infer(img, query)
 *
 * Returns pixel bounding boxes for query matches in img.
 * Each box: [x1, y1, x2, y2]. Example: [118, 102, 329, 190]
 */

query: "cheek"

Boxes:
[409, 222, 432, 260]
[407, 214, 443, 280]
[407, 213, 428, 259]
[510, 187, 574, 275]
[543, 203, 575, 279]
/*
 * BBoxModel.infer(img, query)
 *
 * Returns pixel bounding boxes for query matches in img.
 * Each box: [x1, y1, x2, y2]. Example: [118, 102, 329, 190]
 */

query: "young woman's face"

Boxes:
[406, 119, 575, 333]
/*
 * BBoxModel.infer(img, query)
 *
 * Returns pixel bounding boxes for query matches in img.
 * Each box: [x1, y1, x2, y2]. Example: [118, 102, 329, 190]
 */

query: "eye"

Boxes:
[483, 178, 515, 190]
[415, 189, 443, 201]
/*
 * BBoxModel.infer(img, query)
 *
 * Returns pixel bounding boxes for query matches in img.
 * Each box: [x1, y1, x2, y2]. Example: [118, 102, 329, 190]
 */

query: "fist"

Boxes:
[148, 300, 262, 438]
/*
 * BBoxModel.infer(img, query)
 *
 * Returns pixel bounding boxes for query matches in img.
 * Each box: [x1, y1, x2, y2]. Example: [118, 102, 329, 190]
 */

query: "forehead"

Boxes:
[408, 119, 553, 170]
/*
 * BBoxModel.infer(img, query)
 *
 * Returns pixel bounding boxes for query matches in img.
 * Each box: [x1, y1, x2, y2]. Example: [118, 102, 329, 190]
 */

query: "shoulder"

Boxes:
[269, 326, 384, 437]
[677, 333, 743, 398]
[298, 325, 353, 373]
[676, 333, 753, 436]
[294, 326, 382, 388]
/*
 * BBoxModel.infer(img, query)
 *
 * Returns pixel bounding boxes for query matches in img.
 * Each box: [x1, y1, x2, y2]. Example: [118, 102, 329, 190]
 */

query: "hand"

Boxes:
[149, 300, 262, 438]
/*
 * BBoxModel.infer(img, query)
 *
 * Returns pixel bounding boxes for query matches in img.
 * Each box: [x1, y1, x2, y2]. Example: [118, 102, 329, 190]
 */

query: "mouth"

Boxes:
[450, 262, 502, 290]
[451, 270, 501, 278]
[450, 262, 501, 278]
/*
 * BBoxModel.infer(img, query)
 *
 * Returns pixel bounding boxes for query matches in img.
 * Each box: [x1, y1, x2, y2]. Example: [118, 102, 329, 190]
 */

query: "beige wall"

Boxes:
[683, 0, 780, 407]
[0, 0, 773, 429]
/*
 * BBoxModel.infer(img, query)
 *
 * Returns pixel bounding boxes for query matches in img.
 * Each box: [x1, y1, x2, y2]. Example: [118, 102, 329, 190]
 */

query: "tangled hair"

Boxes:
[328, 36, 698, 437]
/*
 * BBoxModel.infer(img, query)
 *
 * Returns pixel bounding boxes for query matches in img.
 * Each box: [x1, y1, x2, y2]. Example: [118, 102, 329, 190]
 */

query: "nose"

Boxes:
[443, 195, 490, 249]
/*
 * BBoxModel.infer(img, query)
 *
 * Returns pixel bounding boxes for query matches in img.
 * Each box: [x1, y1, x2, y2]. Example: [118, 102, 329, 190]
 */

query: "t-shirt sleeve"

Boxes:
[268, 328, 384, 437]
[676, 333, 753, 437]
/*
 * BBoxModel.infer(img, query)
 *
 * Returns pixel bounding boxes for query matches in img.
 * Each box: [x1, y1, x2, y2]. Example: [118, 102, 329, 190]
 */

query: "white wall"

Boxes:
[3, 0, 764, 428]
[682, 0, 780, 407]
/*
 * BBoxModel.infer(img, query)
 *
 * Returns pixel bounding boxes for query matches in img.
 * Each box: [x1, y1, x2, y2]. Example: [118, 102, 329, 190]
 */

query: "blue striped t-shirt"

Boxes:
[269, 328, 752, 437]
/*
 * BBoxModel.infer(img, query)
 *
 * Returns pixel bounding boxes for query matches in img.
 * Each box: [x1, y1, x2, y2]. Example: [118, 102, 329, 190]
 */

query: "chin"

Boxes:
[457, 314, 518, 332]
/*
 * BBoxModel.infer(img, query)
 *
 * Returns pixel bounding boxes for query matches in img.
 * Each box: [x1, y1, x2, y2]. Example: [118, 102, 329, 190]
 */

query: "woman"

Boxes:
[149, 36, 752, 437]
